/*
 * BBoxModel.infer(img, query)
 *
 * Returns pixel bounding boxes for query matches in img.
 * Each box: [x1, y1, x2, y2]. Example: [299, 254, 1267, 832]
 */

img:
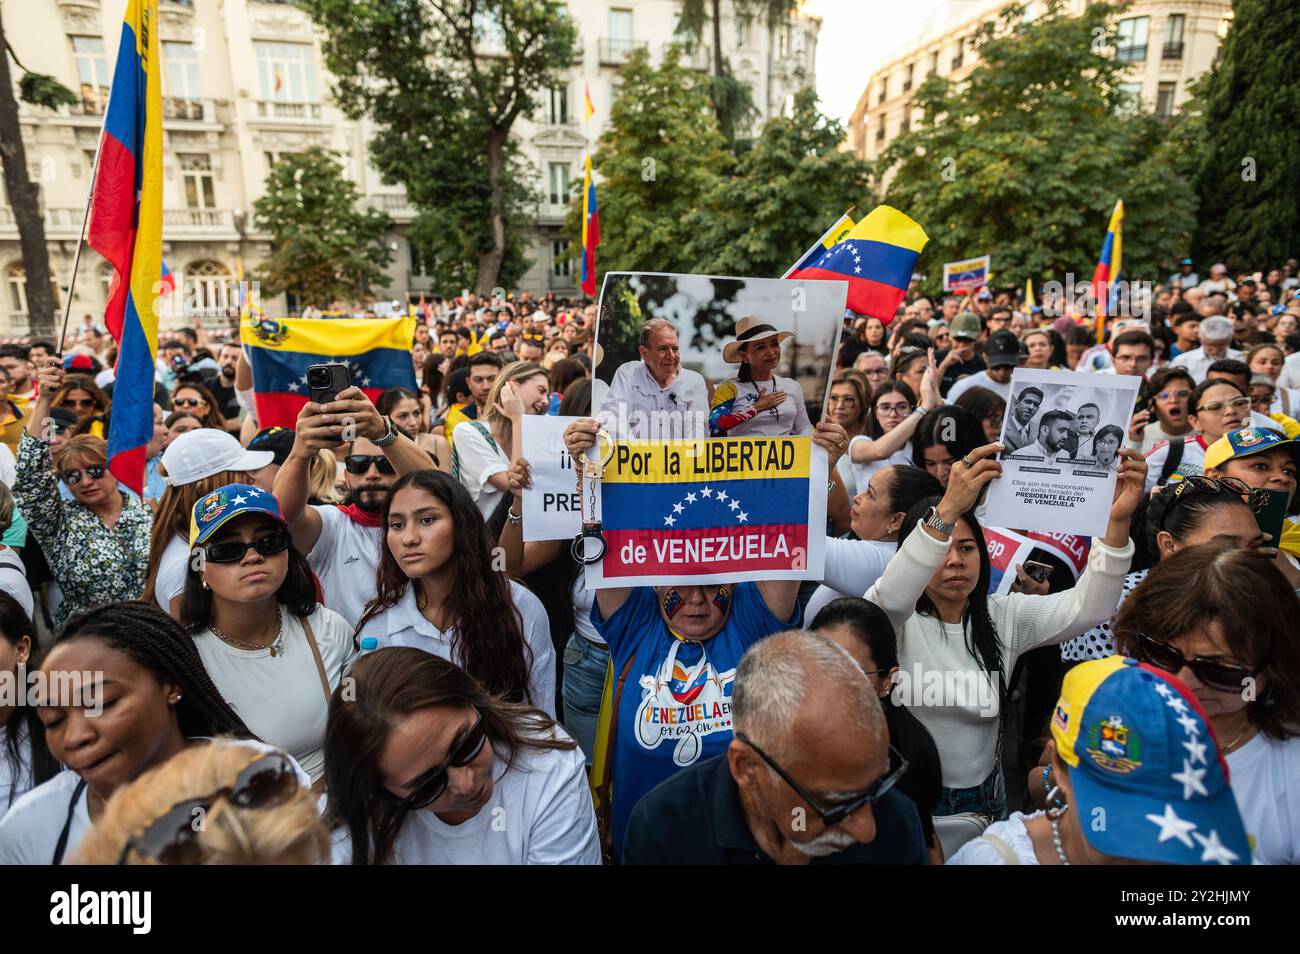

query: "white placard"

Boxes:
[521, 415, 583, 541]
[983, 368, 1141, 537]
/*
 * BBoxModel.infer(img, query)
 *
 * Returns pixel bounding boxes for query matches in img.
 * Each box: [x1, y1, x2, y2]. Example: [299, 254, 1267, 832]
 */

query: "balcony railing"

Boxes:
[252, 100, 324, 122]
[369, 193, 415, 220]
[162, 97, 216, 122]
[663, 42, 711, 71]
[2, 314, 31, 337]
[598, 37, 647, 66]
[1162, 41, 1184, 59]
[163, 209, 236, 232]
[1116, 44, 1147, 63]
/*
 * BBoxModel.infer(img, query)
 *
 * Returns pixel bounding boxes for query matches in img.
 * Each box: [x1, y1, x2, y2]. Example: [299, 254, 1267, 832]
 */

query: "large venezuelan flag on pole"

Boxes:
[586, 436, 828, 588]
[1091, 199, 1124, 343]
[87, 0, 162, 495]
[580, 85, 599, 297]
[240, 316, 417, 428]
[789, 205, 928, 323]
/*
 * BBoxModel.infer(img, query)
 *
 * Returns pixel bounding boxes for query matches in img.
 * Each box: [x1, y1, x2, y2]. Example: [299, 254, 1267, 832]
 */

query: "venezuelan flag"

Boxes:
[580, 155, 599, 297]
[87, 0, 163, 495]
[781, 211, 856, 278]
[789, 205, 928, 322]
[240, 316, 416, 428]
[1091, 199, 1124, 343]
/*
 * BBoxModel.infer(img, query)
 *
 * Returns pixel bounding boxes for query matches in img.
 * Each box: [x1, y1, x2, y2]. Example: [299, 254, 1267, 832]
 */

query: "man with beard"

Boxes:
[206, 343, 245, 432]
[1027, 409, 1076, 463]
[275, 387, 433, 628]
[622, 630, 924, 865]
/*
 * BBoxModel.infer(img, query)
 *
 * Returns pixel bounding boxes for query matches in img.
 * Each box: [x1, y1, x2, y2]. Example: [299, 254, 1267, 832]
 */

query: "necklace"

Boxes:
[210, 606, 285, 657]
[1220, 721, 1255, 755]
[1049, 815, 1070, 865]
[750, 380, 780, 419]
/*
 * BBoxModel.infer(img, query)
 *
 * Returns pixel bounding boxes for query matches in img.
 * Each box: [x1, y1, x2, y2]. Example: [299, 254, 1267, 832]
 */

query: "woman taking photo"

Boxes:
[865, 441, 1143, 819]
[0, 601, 258, 864]
[827, 369, 872, 493]
[709, 317, 812, 438]
[0, 594, 57, 817]
[179, 484, 355, 784]
[451, 362, 549, 520]
[1113, 546, 1300, 864]
[848, 359, 939, 493]
[325, 648, 599, 865]
[355, 470, 555, 716]
[171, 381, 229, 432]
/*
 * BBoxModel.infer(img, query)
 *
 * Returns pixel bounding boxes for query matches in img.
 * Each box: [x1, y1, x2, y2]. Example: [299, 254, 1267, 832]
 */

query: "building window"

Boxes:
[163, 41, 204, 119]
[179, 154, 216, 209]
[952, 38, 965, 70]
[188, 260, 232, 315]
[255, 42, 318, 102]
[546, 86, 569, 125]
[1156, 81, 1177, 119]
[548, 163, 571, 205]
[930, 50, 939, 74]
[1162, 14, 1185, 59]
[903, 64, 914, 92]
[1117, 82, 1142, 115]
[552, 240, 571, 279]
[1116, 16, 1149, 63]
[4, 264, 26, 314]
[878, 81, 887, 105]
[900, 116, 910, 134]
[71, 36, 110, 113]
[410, 241, 430, 279]
[609, 8, 633, 56]
[875, 123, 884, 143]
[473, 8, 506, 50]
[736, 16, 751, 48]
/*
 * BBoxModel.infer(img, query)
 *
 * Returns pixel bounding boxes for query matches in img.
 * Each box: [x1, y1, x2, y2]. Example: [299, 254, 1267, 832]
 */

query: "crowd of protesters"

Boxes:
[0, 260, 1295, 867]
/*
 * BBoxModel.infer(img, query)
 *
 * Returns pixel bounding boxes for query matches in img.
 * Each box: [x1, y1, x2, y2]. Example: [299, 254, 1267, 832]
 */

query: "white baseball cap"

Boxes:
[161, 428, 275, 487]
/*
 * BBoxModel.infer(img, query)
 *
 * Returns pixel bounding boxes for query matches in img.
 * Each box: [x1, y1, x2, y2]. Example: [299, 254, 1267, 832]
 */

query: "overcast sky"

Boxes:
[806, 0, 950, 124]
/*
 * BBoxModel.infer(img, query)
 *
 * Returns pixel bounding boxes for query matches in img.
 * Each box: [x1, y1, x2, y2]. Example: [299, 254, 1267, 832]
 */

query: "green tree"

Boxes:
[0, 14, 77, 339]
[877, 1, 1196, 293]
[569, 48, 731, 278]
[688, 89, 872, 277]
[302, 0, 578, 295]
[252, 149, 394, 308]
[1188, 0, 1300, 269]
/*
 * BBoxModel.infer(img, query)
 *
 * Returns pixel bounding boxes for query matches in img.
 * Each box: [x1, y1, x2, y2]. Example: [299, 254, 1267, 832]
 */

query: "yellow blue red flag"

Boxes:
[87, 0, 163, 494]
[1092, 199, 1124, 343]
[782, 211, 856, 278]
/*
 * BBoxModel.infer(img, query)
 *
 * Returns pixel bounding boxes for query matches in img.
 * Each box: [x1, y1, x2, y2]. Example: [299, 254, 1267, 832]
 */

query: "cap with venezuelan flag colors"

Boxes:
[189, 483, 287, 548]
[1203, 426, 1300, 472]
[1050, 657, 1250, 865]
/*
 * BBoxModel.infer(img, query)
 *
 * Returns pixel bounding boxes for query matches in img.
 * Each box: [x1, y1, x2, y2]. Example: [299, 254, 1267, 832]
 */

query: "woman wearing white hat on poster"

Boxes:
[709, 316, 812, 438]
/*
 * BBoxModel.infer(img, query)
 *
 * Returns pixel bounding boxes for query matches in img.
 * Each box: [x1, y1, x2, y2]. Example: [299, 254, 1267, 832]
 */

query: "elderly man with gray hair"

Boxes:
[596, 317, 710, 439]
[1169, 314, 1242, 383]
[621, 630, 926, 865]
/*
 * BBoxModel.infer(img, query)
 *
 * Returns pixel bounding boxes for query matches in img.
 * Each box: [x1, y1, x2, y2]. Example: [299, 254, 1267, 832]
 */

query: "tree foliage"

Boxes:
[877, 1, 1196, 292]
[252, 148, 394, 307]
[302, 0, 578, 294]
[1188, 0, 1300, 269]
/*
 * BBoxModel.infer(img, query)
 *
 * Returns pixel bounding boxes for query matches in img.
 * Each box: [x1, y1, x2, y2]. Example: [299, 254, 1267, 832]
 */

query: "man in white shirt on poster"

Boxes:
[598, 318, 709, 439]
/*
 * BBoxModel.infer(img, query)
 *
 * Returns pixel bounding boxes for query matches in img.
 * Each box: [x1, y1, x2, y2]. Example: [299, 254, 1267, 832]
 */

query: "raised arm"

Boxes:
[563, 416, 632, 620]
[850, 349, 941, 464]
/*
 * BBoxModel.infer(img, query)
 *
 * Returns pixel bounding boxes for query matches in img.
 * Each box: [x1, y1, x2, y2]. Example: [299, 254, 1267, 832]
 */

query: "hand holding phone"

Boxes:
[1022, 560, 1053, 583]
[307, 362, 351, 406]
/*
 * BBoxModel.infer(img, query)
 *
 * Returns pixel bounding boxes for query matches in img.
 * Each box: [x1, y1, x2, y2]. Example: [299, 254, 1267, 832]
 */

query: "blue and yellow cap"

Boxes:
[189, 483, 287, 548]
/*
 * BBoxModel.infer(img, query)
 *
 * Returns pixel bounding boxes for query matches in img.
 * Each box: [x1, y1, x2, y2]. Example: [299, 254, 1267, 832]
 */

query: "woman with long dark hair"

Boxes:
[324, 648, 599, 865]
[171, 381, 228, 432]
[953, 386, 1006, 445]
[848, 367, 938, 492]
[863, 442, 1143, 819]
[0, 594, 57, 817]
[0, 602, 260, 864]
[355, 470, 555, 716]
[178, 484, 354, 784]
[912, 405, 986, 487]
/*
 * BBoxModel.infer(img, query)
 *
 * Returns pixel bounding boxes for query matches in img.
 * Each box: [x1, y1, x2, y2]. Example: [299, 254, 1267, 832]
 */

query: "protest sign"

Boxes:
[984, 527, 1037, 595]
[584, 435, 828, 589]
[1024, 531, 1091, 579]
[984, 368, 1141, 536]
[942, 255, 990, 292]
[521, 415, 582, 542]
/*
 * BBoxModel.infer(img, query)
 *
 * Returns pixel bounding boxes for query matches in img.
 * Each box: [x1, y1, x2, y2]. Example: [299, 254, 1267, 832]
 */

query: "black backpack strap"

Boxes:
[1158, 437, 1185, 485]
[52, 778, 87, 865]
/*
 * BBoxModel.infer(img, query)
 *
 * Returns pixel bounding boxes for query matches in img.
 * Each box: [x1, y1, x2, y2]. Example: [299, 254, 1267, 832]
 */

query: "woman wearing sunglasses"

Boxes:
[16, 360, 152, 625]
[75, 741, 326, 865]
[170, 382, 227, 432]
[0, 601, 257, 865]
[325, 648, 599, 865]
[52, 374, 109, 433]
[179, 484, 355, 784]
[1143, 379, 1258, 494]
[1113, 546, 1300, 865]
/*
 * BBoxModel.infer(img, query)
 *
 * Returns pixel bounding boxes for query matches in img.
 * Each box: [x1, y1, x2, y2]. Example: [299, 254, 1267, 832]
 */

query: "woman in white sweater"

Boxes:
[865, 442, 1144, 819]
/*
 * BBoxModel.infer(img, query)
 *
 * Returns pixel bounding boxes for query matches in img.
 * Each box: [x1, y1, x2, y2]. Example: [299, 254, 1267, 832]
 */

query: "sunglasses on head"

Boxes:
[201, 528, 291, 564]
[735, 732, 909, 829]
[344, 454, 396, 476]
[401, 707, 489, 810]
[117, 752, 300, 865]
[59, 465, 106, 485]
[1132, 632, 1254, 694]
[1160, 475, 1267, 530]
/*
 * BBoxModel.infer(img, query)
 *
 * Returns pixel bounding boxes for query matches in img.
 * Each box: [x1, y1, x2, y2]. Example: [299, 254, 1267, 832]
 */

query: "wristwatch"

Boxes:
[371, 415, 399, 448]
[922, 506, 955, 536]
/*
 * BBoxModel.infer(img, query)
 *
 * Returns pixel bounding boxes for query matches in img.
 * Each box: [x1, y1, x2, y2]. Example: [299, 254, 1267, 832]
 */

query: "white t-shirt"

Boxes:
[452, 420, 509, 520]
[153, 534, 191, 613]
[711, 374, 812, 438]
[803, 536, 897, 625]
[948, 812, 1041, 865]
[307, 505, 383, 629]
[0, 738, 308, 865]
[192, 606, 355, 783]
[1278, 352, 1300, 391]
[0, 442, 14, 487]
[1226, 732, 1300, 865]
[0, 721, 34, 821]
[848, 434, 913, 495]
[330, 728, 600, 865]
[0, 547, 33, 619]
[946, 370, 1012, 403]
[356, 580, 555, 717]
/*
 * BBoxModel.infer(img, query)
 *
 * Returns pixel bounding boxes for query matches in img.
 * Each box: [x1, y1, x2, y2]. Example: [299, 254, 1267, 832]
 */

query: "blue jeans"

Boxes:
[562, 635, 609, 765]
[935, 767, 1007, 821]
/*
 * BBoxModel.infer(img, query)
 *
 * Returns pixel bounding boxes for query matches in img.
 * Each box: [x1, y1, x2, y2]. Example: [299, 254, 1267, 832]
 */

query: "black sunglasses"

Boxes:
[401, 707, 488, 810]
[344, 454, 396, 476]
[735, 732, 908, 829]
[1159, 475, 1267, 531]
[201, 529, 291, 564]
[1133, 633, 1254, 694]
[59, 464, 106, 485]
[117, 753, 300, 865]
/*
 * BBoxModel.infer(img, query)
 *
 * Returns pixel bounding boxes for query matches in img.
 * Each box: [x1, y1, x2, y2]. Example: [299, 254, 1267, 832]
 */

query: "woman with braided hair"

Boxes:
[0, 601, 306, 865]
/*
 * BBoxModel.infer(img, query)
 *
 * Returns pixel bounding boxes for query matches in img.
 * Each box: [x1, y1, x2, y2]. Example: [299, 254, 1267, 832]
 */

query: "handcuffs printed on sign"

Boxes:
[572, 428, 617, 565]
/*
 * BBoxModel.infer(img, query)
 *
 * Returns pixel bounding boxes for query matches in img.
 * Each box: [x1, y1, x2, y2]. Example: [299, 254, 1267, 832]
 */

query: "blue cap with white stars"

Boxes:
[189, 483, 287, 548]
